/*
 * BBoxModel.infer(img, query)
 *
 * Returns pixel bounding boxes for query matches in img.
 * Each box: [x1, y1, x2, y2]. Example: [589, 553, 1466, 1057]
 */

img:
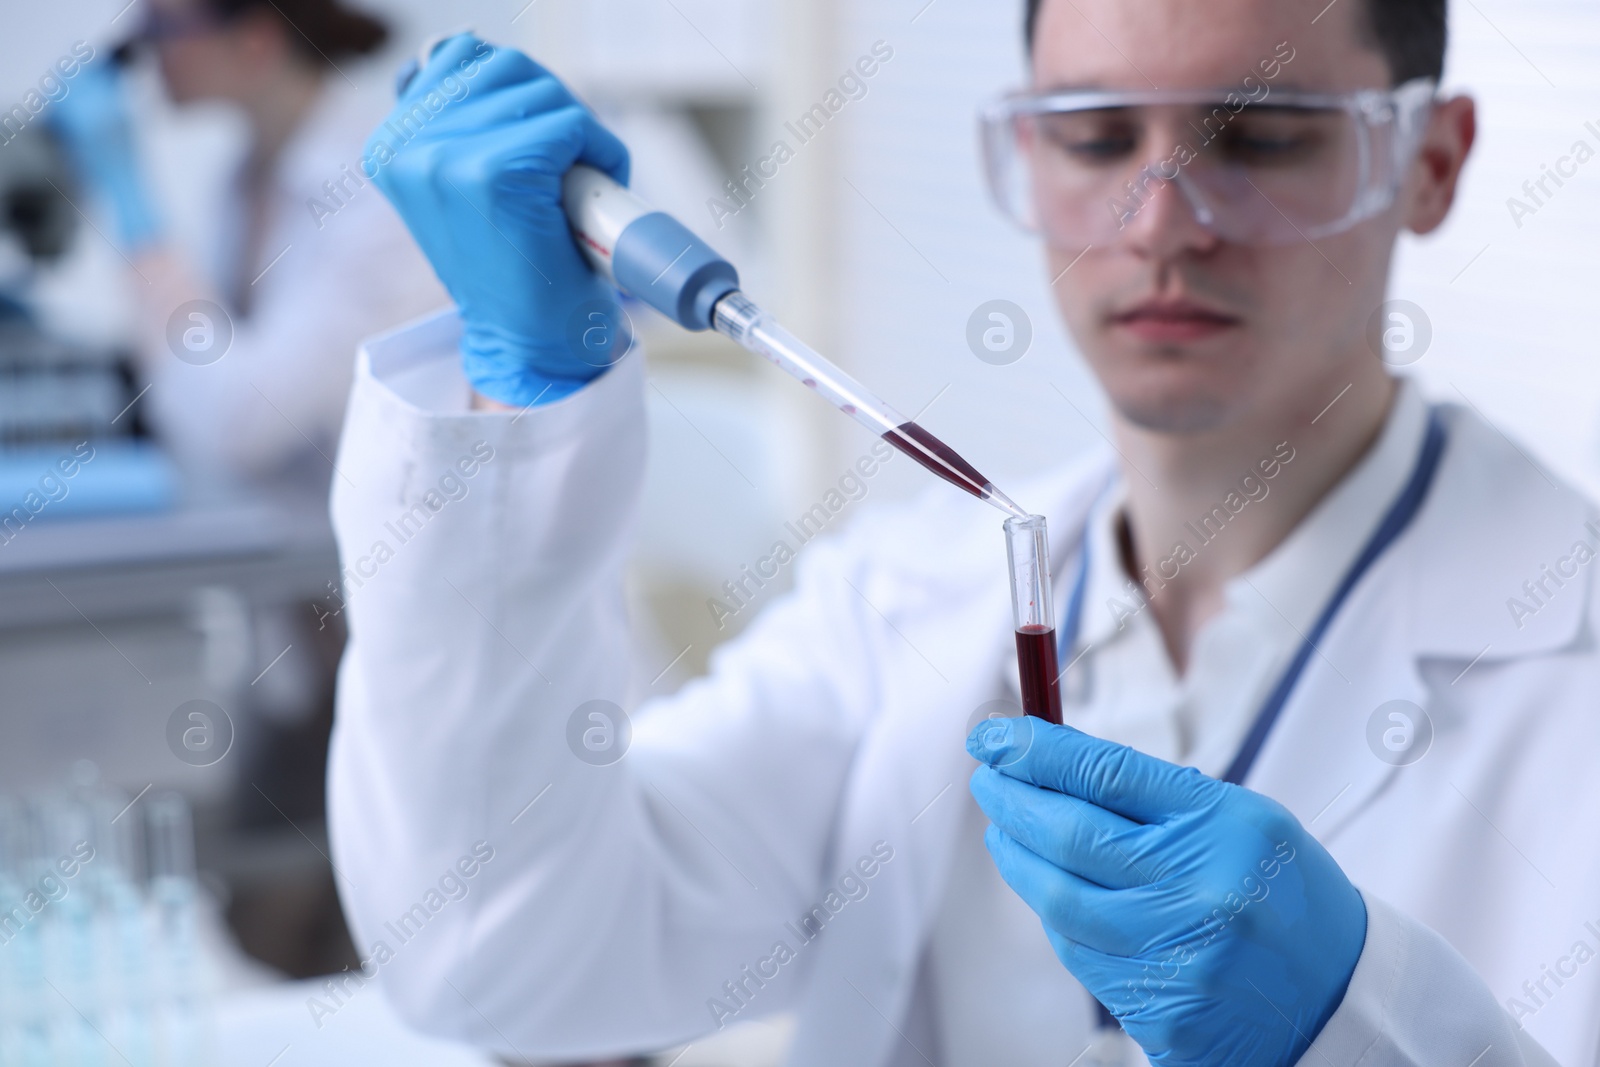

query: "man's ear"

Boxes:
[1405, 94, 1476, 236]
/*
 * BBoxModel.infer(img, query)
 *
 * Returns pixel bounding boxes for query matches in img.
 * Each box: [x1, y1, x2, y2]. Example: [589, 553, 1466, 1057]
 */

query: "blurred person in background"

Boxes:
[49, 0, 444, 496]
[45, 0, 446, 977]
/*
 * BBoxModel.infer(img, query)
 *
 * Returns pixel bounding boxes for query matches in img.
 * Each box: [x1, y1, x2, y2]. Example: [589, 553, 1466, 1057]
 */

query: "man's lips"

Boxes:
[1110, 300, 1242, 343]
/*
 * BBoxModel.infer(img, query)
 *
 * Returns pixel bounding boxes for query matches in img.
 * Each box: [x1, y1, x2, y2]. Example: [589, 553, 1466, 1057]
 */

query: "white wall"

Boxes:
[1396, 0, 1600, 497]
[838, 0, 1100, 502]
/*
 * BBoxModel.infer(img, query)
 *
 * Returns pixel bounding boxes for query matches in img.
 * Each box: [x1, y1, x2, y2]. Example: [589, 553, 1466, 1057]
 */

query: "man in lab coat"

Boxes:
[324, 2, 1600, 1065]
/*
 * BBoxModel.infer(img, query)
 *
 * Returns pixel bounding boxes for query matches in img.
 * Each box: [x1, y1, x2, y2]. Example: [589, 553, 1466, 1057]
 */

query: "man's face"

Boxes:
[1034, 0, 1406, 434]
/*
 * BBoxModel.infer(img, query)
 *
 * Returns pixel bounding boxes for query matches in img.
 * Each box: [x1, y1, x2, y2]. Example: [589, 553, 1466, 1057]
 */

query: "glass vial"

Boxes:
[1005, 515, 1063, 724]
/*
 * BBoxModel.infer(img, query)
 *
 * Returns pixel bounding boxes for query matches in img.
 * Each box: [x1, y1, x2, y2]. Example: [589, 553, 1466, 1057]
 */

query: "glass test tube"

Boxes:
[148, 792, 213, 1067]
[1005, 515, 1063, 725]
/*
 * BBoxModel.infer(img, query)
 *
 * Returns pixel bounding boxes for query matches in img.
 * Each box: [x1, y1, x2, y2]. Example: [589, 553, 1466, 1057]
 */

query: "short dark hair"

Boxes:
[1022, 0, 1446, 84]
[207, 0, 390, 62]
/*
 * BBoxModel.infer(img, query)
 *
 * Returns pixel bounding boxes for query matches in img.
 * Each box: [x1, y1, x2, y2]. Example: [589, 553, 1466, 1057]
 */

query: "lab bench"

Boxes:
[0, 493, 340, 810]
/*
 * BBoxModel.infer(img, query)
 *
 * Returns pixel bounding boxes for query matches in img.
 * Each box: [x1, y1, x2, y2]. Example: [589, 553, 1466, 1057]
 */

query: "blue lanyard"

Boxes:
[1071, 408, 1449, 1031]
[1064, 407, 1448, 780]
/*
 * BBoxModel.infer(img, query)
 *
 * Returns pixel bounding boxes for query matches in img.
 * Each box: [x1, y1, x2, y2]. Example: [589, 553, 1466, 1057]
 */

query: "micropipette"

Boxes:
[391, 43, 1025, 518]
[561, 166, 1028, 520]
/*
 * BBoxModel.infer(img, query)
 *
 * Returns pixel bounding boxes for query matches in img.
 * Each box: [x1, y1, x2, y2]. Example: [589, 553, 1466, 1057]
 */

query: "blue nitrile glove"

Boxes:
[368, 35, 631, 407]
[46, 61, 162, 251]
[966, 717, 1367, 1067]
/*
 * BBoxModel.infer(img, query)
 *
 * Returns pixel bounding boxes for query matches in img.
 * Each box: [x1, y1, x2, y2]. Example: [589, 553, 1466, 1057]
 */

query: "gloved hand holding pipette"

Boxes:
[47, 59, 163, 252]
[379, 34, 1026, 517]
[370, 35, 632, 407]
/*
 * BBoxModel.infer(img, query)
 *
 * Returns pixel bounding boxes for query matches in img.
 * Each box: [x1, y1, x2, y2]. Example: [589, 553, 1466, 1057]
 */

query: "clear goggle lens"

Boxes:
[980, 80, 1436, 248]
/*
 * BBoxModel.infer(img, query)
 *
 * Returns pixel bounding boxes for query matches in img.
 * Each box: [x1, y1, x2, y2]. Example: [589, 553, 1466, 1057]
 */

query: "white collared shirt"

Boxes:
[921, 380, 1431, 1067]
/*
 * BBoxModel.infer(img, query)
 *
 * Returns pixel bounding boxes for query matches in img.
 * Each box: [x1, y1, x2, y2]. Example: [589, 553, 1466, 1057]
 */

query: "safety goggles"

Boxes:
[980, 79, 1436, 247]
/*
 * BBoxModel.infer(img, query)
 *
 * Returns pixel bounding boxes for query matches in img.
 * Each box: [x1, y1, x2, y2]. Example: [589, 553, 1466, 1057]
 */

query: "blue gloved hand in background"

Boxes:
[46, 61, 162, 251]
[966, 716, 1367, 1067]
[369, 35, 632, 408]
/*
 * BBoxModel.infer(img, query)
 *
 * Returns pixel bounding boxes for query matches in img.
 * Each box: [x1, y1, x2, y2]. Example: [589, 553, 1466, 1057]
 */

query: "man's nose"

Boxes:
[1115, 164, 1222, 260]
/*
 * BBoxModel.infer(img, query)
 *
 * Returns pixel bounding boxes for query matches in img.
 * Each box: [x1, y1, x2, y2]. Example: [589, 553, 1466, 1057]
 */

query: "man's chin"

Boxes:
[1089, 345, 1262, 435]
[1105, 388, 1240, 436]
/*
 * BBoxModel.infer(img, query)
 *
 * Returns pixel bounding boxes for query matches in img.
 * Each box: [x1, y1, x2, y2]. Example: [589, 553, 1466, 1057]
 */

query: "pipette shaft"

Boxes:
[561, 165, 1026, 519]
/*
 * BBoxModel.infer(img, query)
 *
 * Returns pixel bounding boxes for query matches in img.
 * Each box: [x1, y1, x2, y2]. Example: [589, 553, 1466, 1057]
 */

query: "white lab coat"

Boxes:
[327, 310, 1598, 1067]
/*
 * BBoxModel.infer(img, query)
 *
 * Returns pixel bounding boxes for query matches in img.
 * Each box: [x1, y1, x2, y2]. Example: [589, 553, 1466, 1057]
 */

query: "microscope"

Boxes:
[0, 126, 174, 516]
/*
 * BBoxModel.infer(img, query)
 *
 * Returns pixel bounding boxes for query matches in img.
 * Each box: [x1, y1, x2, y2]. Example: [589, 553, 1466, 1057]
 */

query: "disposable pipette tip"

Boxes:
[983, 484, 1029, 520]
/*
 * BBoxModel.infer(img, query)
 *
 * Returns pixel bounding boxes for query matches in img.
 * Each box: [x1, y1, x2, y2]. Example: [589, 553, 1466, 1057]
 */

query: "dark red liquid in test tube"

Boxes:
[1015, 624, 1063, 725]
[1006, 515, 1061, 725]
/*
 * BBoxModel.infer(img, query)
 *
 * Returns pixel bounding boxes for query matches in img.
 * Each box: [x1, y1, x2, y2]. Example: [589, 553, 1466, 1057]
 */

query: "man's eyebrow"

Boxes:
[1030, 81, 1119, 94]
